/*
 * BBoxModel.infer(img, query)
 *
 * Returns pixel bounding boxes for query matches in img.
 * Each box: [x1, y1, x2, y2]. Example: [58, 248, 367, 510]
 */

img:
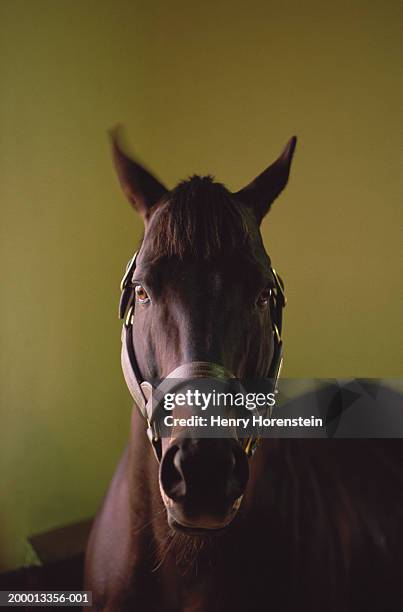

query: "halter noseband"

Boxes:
[119, 252, 286, 461]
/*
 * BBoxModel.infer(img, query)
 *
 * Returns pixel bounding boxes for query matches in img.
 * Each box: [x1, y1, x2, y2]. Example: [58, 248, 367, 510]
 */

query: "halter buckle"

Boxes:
[272, 268, 287, 307]
[125, 304, 134, 328]
[120, 251, 138, 292]
[273, 323, 281, 344]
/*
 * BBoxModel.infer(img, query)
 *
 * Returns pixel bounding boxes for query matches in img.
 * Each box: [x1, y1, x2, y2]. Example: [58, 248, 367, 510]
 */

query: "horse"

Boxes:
[84, 132, 403, 611]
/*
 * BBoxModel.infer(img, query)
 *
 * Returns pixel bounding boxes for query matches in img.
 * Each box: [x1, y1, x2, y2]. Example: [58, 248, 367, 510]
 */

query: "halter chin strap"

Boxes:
[119, 251, 286, 462]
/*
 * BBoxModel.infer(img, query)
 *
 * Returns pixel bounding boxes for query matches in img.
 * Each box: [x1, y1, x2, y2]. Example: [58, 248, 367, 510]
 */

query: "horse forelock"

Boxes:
[141, 175, 253, 262]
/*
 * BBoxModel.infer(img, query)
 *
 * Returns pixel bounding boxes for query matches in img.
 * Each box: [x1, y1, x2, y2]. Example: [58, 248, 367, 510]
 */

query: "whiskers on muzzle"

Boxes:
[153, 523, 218, 575]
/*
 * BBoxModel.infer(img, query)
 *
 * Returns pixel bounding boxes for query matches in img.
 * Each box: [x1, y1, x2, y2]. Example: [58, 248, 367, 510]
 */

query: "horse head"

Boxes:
[112, 129, 296, 535]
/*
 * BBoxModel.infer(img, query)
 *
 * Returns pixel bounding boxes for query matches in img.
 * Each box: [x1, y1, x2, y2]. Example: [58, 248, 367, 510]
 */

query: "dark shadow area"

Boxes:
[0, 553, 84, 590]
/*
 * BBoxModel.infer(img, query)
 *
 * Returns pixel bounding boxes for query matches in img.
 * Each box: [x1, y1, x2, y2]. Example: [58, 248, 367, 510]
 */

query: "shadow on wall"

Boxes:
[0, 519, 92, 589]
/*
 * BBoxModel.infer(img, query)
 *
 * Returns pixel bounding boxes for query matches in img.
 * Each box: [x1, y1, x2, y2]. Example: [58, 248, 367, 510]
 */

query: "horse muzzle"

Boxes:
[159, 435, 249, 534]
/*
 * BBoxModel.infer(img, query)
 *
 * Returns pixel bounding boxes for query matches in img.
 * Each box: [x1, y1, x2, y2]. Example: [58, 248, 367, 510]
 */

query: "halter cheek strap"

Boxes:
[119, 251, 286, 462]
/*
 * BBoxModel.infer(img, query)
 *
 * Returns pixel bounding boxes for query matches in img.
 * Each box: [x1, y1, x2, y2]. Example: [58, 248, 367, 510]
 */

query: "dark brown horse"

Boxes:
[85, 133, 403, 611]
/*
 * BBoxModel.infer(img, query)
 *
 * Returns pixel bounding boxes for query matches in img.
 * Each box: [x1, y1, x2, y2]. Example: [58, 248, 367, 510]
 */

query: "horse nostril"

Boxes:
[160, 445, 187, 501]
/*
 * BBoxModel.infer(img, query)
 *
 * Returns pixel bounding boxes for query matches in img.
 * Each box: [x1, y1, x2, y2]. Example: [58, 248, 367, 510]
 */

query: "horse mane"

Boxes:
[143, 175, 250, 261]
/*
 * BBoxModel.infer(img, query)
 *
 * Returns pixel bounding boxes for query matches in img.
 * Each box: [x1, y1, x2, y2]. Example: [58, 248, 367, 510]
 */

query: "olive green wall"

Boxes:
[0, 0, 401, 571]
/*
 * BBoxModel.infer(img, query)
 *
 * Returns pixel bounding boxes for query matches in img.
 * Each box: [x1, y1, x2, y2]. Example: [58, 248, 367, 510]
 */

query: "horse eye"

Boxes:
[135, 285, 150, 304]
[257, 287, 271, 308]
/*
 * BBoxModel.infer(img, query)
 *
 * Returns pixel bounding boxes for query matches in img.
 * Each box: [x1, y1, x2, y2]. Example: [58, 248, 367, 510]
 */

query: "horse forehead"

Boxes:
[137, 254, 267, 290]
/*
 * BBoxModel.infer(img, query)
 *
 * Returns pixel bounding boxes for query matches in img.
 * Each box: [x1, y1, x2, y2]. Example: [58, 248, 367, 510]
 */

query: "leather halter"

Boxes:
[119, 251, 286, 461]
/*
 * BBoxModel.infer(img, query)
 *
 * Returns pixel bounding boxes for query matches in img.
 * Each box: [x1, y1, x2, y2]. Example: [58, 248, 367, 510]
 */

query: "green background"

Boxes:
[0, 0, 402, 571]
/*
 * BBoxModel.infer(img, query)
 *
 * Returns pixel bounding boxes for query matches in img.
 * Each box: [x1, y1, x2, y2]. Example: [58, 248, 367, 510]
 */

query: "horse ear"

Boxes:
[234, 136, 297, 223]
[109, 127, 168, 220]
